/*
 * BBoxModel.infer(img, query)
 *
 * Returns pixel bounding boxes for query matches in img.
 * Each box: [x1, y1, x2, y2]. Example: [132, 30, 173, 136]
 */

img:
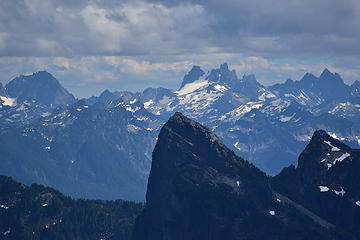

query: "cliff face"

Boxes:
[132, 113, 345, 240]
[273, 130, 360, 237]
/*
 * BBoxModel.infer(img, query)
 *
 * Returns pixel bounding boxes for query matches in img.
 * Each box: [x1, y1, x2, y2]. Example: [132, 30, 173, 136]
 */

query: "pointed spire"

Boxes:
[179, 65, 205, 89]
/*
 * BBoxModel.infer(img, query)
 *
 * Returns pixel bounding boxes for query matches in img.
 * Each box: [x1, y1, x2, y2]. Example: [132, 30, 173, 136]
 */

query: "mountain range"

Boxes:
[2, 113, 359, 239]
[0, 64, 359, 201]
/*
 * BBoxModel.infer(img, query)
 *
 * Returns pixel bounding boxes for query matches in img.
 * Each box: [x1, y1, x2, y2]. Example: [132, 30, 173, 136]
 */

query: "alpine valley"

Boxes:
[0, 63, 359, 202]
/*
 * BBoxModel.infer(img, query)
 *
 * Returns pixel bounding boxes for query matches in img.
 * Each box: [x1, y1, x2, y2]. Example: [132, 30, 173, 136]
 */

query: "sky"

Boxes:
[0, 0, 359, 98]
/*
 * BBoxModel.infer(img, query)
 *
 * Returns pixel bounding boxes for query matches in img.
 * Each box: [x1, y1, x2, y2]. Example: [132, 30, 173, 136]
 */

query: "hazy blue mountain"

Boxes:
[0, 99, 162, 201]
[0, 71, 76, 126]
[134, 64, 360, 174]
[351, 80, 360, 97]
[1, 64, 359, 201]
[269, 69, 352, 106]
[0, 82, 6, 96]
[5, 71, 75, 106]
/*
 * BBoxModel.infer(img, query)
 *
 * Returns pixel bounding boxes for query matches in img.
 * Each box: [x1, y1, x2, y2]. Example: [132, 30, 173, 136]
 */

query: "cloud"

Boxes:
[1, 0, 360, 57]
[0, 0, 359, 97]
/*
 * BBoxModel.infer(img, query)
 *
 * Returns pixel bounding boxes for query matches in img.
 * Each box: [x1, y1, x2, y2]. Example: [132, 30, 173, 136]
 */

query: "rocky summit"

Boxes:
[132, 113, 351, 240]
[273, 130, 360, 238]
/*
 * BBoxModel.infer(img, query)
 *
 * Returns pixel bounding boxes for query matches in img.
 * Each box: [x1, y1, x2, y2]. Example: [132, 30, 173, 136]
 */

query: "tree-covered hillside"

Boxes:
[0, 175, 143, 240]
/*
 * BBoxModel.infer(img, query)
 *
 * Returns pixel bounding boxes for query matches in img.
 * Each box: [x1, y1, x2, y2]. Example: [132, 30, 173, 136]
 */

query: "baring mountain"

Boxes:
[1, 113, 359, 239]
[132, 113, 360, 239]
[0, 63, 359, 201]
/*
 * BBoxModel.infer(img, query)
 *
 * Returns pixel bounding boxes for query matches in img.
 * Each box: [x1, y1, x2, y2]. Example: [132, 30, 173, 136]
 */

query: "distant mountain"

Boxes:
[273, 130, 360, 237]
[0, 82, 6, 96]
[5, 71, 75, 105]
[0, 175, 142, 240]
[351, 80, 360, 97]
[179, 65, 205, 89]
[1, 65, 359, 201]
[0, 99, 162, 201]
[132, 113, 354, 239]
[129, 64, 360, 174]
[0, 71, 76, 126]
[269, 69, 352, 105]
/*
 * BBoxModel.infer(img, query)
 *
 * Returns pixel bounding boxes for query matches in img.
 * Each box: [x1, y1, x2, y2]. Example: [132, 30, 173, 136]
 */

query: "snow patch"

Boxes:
[3, 229, 10, 235]
[175, 80, 209, 96]
[221, 102, 263, 121]
[324, 141, 340, 151]
[128, 124, 141, 132]
[333, 153, 350, 164]
[143, 99, 153, 109]
[334, 188, 346, 196]
[213, 84, 228, 92]
[279, 113, 295, 122]
[319, 186, 330, 192]
[329, 132, 346, 141]
[0, 96, 16, 107]
[234, 142, 242, 151]
[126, 106, 140, 113]
[41, 112, 51, 117]
[0, 204, 9, 209]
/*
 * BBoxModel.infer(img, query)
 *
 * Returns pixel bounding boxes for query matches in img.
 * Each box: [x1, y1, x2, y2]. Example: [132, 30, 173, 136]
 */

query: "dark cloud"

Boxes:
[0, 0, 359, 97]
[0, 0, 359, 57]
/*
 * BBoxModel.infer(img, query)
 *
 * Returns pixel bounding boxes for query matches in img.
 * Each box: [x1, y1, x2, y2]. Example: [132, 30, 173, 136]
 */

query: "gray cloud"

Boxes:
[0, 0, 359, 97]
[1, 0, 359, 57]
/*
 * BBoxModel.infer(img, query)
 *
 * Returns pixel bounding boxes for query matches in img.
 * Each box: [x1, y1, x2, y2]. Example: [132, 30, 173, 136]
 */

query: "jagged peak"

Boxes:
[5, 70, 75, 105]
[207, 62, 238, 83]
[300, 72, 317, 82]
[99, 89, 113, 97]
[10, 71, 61, 87]
[0, 82, 6, 96]
[220, 62, 229, 71]
[168, 112, 212, 135]
[285, 78, 294, 84]
[320, 68, 332, 77]
[164, 112, 224, 150]
[179, 65, 205, 89]
[190, 65, 203, 72]
[319, 68, 343, 83]
[351, 80, 360, 87]
[308, 129, 350, 152]
[18, 70, 55, 80]
[241, 74, 258, 83]
[311, 129, 331, 141]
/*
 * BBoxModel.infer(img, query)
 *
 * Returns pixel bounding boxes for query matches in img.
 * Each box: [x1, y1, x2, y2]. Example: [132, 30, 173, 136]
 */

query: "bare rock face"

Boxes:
[132, 113, 345, 240]
[273, 130, 360, 238]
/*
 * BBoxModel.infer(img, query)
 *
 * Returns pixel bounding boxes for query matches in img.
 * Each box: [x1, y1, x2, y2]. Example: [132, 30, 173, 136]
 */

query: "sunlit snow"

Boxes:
[0, 96, 16, 106]
[324, 141, 340, 151]
[319, 186, 329, 192]
[175, 80, 209, 96]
